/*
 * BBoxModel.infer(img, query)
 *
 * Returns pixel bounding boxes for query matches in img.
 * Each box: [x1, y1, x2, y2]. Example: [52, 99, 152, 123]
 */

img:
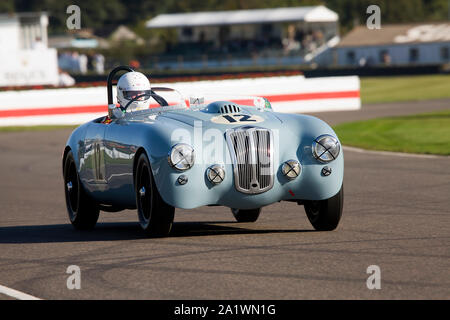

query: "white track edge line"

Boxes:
[0, 284, 42, 300]
[343, 146, 450, 159]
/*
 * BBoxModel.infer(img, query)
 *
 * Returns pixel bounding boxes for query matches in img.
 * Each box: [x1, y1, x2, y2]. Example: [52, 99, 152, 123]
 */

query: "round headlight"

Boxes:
[206, 164, 225, 185]
[312, 135, 340, 163]
[281, 160, 301, 180]
[168, 144, 195, 171]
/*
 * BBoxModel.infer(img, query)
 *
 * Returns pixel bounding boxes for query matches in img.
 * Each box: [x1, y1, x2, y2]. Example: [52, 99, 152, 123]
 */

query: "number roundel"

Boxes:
[210, 114, 264, 124]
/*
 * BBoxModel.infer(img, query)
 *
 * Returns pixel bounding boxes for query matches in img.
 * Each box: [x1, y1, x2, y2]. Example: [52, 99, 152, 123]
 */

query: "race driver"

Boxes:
[105, 71, 152, 123]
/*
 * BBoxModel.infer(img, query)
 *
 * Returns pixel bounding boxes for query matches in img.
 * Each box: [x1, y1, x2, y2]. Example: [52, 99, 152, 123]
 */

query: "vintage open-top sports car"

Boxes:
[63, 66, 344, 237]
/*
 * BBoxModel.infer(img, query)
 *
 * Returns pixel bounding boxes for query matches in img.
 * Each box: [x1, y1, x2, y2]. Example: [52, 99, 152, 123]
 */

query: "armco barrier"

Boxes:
[0, 75, 360, 126]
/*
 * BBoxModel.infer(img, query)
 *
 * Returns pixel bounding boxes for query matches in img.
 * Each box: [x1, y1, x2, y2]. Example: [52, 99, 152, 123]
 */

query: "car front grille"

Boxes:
[226, 127, 274, 194]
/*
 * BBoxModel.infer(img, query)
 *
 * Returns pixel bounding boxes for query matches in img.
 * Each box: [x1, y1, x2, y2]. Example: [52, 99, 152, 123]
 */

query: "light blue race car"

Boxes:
[63, 66, 344, 237]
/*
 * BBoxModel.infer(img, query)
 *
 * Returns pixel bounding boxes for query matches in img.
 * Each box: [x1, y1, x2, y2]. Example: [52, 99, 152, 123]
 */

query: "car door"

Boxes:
[82, 121, 107, 195]
[101, 120, 137, 207]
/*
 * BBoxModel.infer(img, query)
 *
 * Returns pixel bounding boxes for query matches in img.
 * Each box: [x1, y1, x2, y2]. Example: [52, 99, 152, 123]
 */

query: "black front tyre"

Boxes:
[135, 153, 175, 237]
[231, 208, 261, 223]
[63, 151, 99, 230]
[304, 185, 343, 231]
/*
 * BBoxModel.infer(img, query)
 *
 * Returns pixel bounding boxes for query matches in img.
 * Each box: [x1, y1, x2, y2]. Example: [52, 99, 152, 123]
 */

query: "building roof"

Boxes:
[110, 25, 144, 44]
[0, 12, 48, 19]
[146, 6, 338, 29]
[338, 22, 450, 47]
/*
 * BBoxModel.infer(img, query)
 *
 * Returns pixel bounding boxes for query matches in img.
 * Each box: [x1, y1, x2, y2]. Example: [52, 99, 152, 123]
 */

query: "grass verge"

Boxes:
[361, 74, 450, 104]
[0, 125, 77, 132]
[333, 110, 450, 155]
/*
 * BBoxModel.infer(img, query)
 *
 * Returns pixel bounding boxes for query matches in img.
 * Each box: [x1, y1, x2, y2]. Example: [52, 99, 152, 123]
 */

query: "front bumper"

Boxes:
[153, 153, 344, 210]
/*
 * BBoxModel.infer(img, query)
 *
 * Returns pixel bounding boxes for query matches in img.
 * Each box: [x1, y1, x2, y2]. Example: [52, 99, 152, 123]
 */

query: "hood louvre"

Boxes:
[220, 104, 240, 114]
[202, 101, 241, 114]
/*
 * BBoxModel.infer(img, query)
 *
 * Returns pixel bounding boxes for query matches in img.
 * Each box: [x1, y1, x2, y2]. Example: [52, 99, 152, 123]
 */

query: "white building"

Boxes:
[147, 6, 339, 44]
[0, 12, 58, 87]
[335, 22, 450, 67]
[146, 6, 340, 69]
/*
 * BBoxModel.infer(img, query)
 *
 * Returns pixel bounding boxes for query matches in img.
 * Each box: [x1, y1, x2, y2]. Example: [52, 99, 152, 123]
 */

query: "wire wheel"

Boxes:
[65, 156, 79, 220]
[304, 185, 343, 231]
[63, 151, 99, 230]
[135, 153, 175, 237]
[136, 160, 152, 226]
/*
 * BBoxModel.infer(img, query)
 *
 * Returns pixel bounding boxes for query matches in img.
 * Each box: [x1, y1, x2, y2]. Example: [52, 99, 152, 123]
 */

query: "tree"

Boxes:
[2, 0, 449, 34]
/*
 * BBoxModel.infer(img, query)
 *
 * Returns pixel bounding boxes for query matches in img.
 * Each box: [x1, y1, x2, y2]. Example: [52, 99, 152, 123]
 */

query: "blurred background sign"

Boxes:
[0, 12, 58, 86]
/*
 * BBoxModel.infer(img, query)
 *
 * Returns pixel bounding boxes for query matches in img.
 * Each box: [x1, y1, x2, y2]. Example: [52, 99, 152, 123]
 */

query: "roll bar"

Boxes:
[107, 66, 134, 105]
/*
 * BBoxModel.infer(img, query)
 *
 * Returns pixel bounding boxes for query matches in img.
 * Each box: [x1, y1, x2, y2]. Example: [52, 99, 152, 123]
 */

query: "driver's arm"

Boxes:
[108, 103, 125, 120]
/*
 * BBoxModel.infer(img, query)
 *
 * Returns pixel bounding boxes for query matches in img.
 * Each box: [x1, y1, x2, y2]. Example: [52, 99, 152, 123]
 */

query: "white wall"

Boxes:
[0, 17, 20, 51]
[0, 75, 360, 126]
[0, 48, 59, 87]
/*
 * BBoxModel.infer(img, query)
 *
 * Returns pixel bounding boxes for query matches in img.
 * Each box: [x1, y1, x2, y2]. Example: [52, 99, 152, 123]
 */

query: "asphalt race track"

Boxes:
[0, 99, 449, 300]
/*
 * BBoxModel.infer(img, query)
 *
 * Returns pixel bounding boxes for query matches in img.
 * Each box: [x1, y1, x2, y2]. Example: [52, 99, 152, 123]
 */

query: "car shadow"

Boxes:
[171, 222, 312, 237]
[0, 221, 313, 244]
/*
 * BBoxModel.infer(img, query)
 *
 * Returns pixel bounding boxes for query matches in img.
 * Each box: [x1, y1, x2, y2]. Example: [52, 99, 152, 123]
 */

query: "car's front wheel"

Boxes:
[231, 208, 261, 223]
[304, 185, 343, 231]
[135, 153, 175, 237]
[63, 151, 99, 230]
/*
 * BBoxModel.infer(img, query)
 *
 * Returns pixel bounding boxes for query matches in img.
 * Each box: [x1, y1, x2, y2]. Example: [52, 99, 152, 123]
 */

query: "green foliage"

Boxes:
[2, 0, 449, 35]
[325, 0, 450, 33]
[0, 0, 15, 13]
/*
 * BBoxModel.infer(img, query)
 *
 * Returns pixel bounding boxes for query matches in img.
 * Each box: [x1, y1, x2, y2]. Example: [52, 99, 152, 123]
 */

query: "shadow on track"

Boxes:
[0, 222, 312, 244]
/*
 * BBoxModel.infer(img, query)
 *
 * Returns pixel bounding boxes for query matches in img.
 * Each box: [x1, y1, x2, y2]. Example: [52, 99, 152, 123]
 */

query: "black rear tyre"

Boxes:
[63, 151, 99, 230]
[231, 208, 261, 223]
[135, 153, 175, 237]
[304, 185, 343, 231]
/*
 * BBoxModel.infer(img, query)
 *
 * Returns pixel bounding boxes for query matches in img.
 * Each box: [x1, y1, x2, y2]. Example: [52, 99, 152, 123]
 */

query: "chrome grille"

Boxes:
[226, 127, 274, 194]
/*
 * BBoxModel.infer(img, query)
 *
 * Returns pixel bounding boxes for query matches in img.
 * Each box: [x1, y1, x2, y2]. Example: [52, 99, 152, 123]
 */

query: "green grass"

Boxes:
[361, 74, 450, 104]
[333, 110, 450, 155]
[0, 125, 76, 132]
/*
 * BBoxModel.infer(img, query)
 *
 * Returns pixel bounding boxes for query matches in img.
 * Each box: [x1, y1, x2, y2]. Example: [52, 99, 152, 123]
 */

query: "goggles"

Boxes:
[123, 90, 151, 101]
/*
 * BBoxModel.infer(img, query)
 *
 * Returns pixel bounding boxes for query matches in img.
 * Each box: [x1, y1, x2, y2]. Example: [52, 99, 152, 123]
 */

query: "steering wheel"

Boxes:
[122, 90, 169, 112]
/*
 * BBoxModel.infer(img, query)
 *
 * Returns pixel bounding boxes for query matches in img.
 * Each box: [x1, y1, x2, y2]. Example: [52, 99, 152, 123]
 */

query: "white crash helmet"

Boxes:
[117, 71, 151, 111]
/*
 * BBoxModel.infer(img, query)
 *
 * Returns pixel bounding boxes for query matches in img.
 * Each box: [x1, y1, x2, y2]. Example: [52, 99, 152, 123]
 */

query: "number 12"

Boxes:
[222, 114, 257, 123]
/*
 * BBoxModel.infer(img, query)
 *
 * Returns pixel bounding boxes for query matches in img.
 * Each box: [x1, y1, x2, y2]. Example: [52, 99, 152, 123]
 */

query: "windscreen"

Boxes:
[125, 87, 188, 113]
[188, 94, 273, 111]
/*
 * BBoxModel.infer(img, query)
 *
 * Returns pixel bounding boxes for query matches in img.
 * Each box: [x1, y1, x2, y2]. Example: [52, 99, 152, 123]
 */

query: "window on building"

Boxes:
[409, 48, 419, 63]
[379, 50, 386, 63]
[347, 50, 355, 64]
[441, 47, 449, 61]
[182, 27, 193, 38]
[378, 49, 391, 65]
[219, 26, 230, 45]
[261, 24, 273, 35]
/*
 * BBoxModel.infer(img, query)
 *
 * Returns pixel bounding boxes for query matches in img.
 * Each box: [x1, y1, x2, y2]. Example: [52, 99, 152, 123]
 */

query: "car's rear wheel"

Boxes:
[63, 151, 99, 230]
[135, 153, 175, 237]
[231, 208, 261, 223]
[304, 185, 343, 231]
